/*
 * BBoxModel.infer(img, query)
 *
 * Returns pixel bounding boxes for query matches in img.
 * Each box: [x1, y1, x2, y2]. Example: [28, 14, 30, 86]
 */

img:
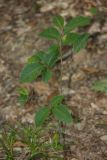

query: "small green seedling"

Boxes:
[19, 14, 91, 159]
[19, 15, 91, 125]
[18, 87, 29, 105]
[92, 79, 107, 93]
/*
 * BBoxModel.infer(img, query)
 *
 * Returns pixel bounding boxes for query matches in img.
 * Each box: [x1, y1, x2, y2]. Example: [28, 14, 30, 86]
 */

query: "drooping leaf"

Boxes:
[28, 45, 59, 69]
[38, 45, 59, 67]
[52, 104, 73, 123]
[53, 15, 64, 29]
[35, 107, 50, 127]
[73, 33, 90, 53]
[20, 63, 44, 83]
[39, 27, 61, 40]
[37, 45, 59, 67]
[63, 32, 89, 53]
[46, 44, 59, 67]
[64, 16, 91, 33]
[42, 69, 53, 83]
[63, 32, 80, 45]
[50, 95, 64, 106]
[92, 79, 107, 93]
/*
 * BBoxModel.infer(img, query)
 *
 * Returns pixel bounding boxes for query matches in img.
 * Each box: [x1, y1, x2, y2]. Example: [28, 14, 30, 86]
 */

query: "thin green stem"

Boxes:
[58, 35, 67, 160]
[59, 39, 63, 94]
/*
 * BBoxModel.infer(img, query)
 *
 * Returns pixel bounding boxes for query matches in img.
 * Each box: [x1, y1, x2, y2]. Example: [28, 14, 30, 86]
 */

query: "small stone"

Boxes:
[103, 111, 107, 115]
[21, 113, 34, 124]
[89, 22, 100, 34]
[40, 4, 54, 12]
[100, 135, 107, 141]
[13, 147, 22, 152]
[75, 119, 86, 131]
[91, 103, 98, 109]
[40, 2, 68, 13]
[62, 88, 75, 96]
[62, 75, 69, 81]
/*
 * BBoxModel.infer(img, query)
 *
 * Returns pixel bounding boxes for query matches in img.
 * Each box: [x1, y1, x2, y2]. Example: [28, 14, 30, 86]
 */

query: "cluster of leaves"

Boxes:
[0, 125, 63, 160]
[0, 129, 16, 160]
[20, 15, 91, 84]
[19, 15, 91, 127]
[35, 95, 73, 127]
[20, 44, 59, 83]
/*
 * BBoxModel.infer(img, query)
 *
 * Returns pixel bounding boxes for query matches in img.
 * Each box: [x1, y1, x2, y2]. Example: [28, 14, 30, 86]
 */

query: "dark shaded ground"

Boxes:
[0, 0, 107, 159]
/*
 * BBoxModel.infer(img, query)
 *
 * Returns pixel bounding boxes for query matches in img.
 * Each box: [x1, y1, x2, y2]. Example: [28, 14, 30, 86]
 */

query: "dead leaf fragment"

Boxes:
[13, 141, 26, 147]
[81, 67, 100, 74]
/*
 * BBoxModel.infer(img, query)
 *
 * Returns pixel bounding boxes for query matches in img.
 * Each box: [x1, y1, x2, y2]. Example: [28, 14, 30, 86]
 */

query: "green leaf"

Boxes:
[46, 45, 59, 67]
[20, 63, 44, 83]
[63, 32, 89, 53]
[28, 55, 39, 64]
[35, 107, 50, 127]
[52, 104, 73, 124]
[50, 95, 64, 106]
[36, 52, 48, 63]
[18, 88, 29, 105]
[64, 16, 91, 33]
[28, 51, 45, 64]
[92, 79, 107, 93]
[28, 45, 59, 68]
[53, 15, 64, 29]
[89, 7, 98, 15]
[63, 32, 80, 45]
[19, 95, 28, 105]
[39, 27, 61, 40]
[53, 132, 60, 148]
[47, 44, 59, 55]
[73, 33, 90, 53]
[37, 45, 59, 67]
[18, 88, 29, 95]
[42, 69, 52, 83]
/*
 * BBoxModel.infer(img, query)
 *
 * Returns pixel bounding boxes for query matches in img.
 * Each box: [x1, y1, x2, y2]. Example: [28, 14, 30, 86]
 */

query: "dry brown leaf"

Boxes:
[81, 67, 100, 74]
[13, 141, 26, 148]
[33, 82, 50, 94]
[46, 90, 59, 103]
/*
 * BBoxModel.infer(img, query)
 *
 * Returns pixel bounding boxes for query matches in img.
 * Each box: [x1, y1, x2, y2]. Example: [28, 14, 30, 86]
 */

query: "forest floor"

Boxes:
[0, 0, 107, 159]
